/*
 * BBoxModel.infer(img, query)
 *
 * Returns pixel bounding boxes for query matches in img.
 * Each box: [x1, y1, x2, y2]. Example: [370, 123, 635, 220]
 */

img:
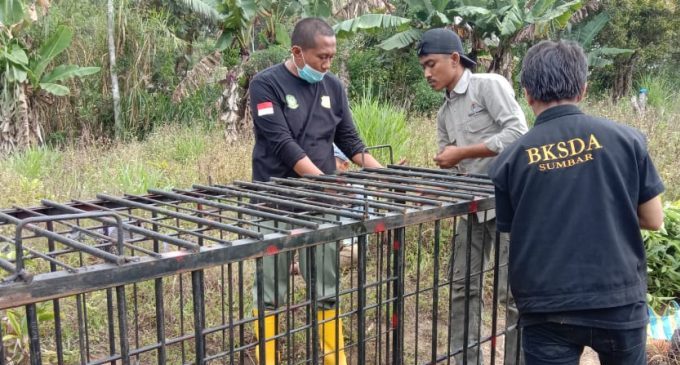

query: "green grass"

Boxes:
[351, 97, 410, 165]
[1, 98, 676, 207]
[8, 147, 63, 180]
[636, 72, 680, 113]
[0, 125, 252, 207]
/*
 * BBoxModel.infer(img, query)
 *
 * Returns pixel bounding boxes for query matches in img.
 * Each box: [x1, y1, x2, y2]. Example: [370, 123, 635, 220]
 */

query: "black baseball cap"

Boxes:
[417, 28, 476, 68]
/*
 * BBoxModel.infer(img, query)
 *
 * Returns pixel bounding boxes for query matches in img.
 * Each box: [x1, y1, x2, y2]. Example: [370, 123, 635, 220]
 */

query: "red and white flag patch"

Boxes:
[257, 101, 274, 116]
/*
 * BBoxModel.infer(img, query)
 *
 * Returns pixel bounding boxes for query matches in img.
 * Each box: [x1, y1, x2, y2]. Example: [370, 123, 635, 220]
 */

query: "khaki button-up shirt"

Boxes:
[437, 69, 528, 175]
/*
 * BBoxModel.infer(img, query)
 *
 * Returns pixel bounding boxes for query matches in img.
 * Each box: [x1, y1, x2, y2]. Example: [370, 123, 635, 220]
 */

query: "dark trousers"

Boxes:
[522, 322, 646, 365]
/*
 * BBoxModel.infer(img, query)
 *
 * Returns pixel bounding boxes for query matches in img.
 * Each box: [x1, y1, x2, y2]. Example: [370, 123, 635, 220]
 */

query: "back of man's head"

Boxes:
[291, 17, 335, 49]
[520, 40, 588, 103]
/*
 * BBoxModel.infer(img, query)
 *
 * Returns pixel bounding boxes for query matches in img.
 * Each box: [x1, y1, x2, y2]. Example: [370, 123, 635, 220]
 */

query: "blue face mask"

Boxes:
[296, 54, 326, 84]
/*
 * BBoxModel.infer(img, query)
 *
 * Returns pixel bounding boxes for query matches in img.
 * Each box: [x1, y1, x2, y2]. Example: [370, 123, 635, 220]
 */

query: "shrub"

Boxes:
[410, 79, 443, 117]
[343, 36, 441, 116]
[345, 47, 390, 101]
[636, 72, 680, 113]
[243, 46, 290, 79]
[644, 201, 680, 310]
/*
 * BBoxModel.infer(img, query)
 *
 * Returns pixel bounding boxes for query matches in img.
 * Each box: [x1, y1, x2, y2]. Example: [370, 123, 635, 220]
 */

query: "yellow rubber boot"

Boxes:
[318, 309, 347, 365]
[253, 311, 277, 365]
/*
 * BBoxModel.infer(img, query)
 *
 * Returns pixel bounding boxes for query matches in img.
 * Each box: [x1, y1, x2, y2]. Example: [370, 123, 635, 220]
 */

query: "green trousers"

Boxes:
[252, 219, 340, 310]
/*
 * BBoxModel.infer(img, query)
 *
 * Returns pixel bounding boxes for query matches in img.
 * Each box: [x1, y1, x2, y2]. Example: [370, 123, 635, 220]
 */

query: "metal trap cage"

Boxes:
[0, 165, 518, 365]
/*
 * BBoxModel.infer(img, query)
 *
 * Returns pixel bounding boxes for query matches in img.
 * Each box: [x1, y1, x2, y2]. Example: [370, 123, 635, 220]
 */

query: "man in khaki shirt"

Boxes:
[418, 28, 527, 365]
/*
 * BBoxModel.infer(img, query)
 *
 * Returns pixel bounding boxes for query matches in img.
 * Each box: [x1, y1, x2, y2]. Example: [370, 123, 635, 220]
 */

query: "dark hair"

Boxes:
[291, 17, 335, 50]
[520, 40, 588, 103]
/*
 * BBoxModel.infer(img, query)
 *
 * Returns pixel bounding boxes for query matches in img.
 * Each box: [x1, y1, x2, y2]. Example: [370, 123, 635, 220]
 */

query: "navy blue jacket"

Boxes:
[489, 105, 664, 315]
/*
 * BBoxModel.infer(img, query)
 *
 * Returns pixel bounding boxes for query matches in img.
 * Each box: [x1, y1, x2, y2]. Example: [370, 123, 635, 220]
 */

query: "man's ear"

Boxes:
[450, 52, 460, 66]
[291, 45, 303, 59]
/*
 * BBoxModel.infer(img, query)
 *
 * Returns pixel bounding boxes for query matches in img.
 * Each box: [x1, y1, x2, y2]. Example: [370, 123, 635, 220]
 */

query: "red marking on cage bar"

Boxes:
[491, 336, 496, 348]
[469, 200, 478, 213]
[166, 251, 188, 261]
[391, 313, 399, 328]
[374, 222, 386, 233]
[393, 239, 401, 251]
[265, 245, 279, 256]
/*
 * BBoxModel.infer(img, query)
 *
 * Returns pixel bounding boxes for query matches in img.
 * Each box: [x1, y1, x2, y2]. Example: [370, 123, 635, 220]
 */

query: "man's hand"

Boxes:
[434, 146, 466, 169]
[433, 143, 498, 169]
[293, 156, 324, 176]
[351, 152, 383, 168]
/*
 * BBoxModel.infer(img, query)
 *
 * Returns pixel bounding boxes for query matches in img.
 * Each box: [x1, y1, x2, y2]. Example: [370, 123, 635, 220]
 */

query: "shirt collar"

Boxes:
[445, 68, 471, 100]
[534, 104, 583, 125]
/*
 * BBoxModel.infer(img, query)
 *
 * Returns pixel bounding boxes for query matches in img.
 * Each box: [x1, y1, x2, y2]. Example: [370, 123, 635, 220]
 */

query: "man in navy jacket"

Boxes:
[489, 40, 664, 364]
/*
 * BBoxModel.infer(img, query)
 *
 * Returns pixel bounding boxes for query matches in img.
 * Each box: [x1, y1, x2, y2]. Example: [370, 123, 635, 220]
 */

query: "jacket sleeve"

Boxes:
[480, 77, 528, 154]
[436, 107, 450, 152]
[333, 83, 366, 159]
[249, 77, 306, 168]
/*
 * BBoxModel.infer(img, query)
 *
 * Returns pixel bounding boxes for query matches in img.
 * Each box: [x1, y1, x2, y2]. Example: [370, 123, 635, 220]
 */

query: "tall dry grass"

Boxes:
[0, 99, 677, 209]
[0, 125, 253, 208]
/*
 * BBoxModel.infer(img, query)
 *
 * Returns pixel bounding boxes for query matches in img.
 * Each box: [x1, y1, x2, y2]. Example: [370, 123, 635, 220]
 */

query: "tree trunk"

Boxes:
[333, 0, 393, 19]
[218, 55, 250, 142]
[0, 83, 43, 153]
[107, 0, 123, 139]
[487, 46, 514, 82]
[611, 52, 639, 102]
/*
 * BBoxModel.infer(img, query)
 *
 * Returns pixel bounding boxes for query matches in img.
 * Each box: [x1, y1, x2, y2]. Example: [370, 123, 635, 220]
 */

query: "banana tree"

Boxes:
[165, 0, 335, 140]
[333, 0, 395, 19]
[333, 0, 458, 50]
[213, 0, 268, 141]
[212, 0, 336, 141]
[1, 1, 100, 152]
[454, 0, 584, 80]
[563, 11, 633, 69]
[335, 0, 592, 81]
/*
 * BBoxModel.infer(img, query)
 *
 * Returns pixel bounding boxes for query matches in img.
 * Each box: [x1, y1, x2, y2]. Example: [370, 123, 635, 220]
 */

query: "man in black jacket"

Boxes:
[249, 17, 381, 365]
[489, 40, 664, 364]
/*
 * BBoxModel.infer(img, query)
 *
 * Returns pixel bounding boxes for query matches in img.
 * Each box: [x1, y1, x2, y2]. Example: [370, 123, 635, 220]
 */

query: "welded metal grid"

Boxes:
[0, 166, 517, 365]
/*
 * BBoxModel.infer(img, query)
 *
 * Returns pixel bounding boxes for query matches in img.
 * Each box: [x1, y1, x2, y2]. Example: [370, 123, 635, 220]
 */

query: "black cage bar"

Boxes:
[0, 166, 518, 365]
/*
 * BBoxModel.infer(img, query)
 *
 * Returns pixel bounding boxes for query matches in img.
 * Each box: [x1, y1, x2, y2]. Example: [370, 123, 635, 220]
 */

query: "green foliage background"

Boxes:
[588, 0, 680, 94]
[644, 202, 680, 310]
[342, 33, 443, 116]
